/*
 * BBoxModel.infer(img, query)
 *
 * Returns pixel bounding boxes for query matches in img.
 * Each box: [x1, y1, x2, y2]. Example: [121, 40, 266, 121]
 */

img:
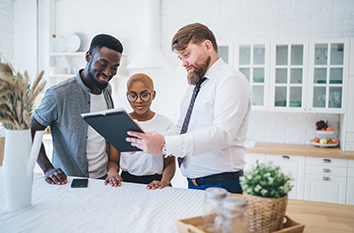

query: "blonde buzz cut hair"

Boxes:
[126, 73, 154, 91]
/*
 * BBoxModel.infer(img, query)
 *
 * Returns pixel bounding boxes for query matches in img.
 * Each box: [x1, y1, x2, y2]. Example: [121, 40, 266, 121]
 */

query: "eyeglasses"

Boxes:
[126, 92, 152, 102]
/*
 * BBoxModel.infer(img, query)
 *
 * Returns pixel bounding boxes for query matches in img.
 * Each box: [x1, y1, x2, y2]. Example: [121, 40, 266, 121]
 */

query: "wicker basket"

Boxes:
[243, 192, 288, 233]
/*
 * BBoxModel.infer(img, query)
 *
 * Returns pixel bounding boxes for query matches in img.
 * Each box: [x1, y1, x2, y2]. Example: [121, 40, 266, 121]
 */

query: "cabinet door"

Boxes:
[347, 168, 354, 205]
[218, 41, 234, 67]
[304, 174, 347, 204]
[234, 41, 270, 111]
[307, 39, 350, 113]
[243, 153, 266, 173]
[266, 154, 305, 200]
[269, 40, 309, 112]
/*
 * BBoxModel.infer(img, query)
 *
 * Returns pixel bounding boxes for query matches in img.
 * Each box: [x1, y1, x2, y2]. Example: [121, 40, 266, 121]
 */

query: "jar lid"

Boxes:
[222, 197, 247, 209]
[205, 187, 228, 199]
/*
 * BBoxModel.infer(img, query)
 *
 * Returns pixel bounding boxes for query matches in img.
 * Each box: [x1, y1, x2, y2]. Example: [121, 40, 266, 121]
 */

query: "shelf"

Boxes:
[47, 52, 86, 56]
[49, 74, 76, 78]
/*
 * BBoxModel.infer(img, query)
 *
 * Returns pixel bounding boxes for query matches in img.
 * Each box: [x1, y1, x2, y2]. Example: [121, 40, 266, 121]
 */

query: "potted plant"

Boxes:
[0, 60, 47, 210]
[240, 160, 293, 233]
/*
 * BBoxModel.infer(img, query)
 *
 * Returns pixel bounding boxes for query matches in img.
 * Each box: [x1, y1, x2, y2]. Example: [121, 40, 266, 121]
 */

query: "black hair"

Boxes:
[89, 34, 123, 55]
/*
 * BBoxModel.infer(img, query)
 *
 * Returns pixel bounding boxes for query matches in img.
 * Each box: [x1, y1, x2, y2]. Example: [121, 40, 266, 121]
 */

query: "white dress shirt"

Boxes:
[120, 113, 177, 176]
[164, 58, 252, 179]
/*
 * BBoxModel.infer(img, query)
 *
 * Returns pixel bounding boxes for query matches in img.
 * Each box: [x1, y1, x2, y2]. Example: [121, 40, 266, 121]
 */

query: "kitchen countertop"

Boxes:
[285, 198, 354, 233]
[246, 142, 354, 159]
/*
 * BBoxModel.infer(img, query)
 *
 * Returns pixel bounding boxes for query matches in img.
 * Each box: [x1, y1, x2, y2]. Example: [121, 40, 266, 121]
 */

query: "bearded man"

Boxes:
[31, 34, 123, 185]
[126, 23, 252, 193]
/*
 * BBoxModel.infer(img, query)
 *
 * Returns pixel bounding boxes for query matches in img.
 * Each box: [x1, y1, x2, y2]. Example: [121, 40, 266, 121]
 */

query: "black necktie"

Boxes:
[178, 77, 207, 167]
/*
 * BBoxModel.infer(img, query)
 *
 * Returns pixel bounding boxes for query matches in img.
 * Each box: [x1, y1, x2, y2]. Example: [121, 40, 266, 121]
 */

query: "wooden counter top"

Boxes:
[232, 194, 354, 233]
[286, 199, 354, 233]
[246, 142, 354, 159]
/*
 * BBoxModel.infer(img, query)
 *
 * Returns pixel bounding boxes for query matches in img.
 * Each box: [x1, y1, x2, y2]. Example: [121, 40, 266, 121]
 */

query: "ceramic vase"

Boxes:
[3, 129, 44, 211]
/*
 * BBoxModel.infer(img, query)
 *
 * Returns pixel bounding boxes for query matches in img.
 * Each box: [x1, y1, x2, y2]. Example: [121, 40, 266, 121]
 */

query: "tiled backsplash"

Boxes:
[246, 111, 339, 145]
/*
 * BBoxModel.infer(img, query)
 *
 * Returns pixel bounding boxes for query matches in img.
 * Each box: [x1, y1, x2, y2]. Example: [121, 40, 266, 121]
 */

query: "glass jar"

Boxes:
[214, 197, 249, 233]
[202, 187, 228, 233]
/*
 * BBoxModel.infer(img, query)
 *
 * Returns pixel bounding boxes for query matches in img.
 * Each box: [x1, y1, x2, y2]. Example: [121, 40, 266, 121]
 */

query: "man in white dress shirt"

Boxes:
[127, 23, 252, 193]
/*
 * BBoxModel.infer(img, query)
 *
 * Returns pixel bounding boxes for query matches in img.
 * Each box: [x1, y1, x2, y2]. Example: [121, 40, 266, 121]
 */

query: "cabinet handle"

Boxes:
[282, 155, 290, 160]
[322, 168, 331, 173]
[322, 159, 332, 163]
[322, 177, 331, 181]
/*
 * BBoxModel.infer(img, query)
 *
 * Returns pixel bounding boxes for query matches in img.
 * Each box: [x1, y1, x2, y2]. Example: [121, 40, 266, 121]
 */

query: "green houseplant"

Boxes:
[240, 160, 293, 233]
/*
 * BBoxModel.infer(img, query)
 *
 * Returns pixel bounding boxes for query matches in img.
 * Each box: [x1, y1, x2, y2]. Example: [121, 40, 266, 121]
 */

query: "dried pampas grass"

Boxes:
[0, 61, 46, 130]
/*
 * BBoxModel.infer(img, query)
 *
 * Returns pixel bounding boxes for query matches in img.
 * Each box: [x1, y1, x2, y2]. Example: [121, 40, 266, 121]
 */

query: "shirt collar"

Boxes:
[204, 57, 225, 80]
[74, 69, 91, 93]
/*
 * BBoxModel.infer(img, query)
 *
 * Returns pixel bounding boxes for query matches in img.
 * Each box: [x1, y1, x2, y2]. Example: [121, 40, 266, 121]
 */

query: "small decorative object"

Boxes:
[202, 187, 228, 233]
[313, 120, 338, 148]
[0, 60, 46, 211]
[214, 197, 249, 233]
[315, 120, 327, 130]
[240, 161, 293, 233]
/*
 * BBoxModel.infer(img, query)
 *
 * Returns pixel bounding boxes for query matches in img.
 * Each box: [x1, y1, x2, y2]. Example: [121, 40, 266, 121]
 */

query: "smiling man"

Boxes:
[31, 34, 123, 185]
[126, 23, 252, 193]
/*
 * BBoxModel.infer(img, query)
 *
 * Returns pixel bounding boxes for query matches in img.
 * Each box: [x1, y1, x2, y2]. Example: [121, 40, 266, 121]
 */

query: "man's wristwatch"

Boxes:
[161, 144, 167, 156]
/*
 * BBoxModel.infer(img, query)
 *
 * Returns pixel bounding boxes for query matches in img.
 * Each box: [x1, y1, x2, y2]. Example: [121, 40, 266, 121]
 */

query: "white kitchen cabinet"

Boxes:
[269, 40, 309, 112]
[218, 41, 234, 67]
[350, 38, 354, 76]
[230, 38, 352, 114]
[304, 175, 347, 204]
[304, 157, 348, 204]
[346, 159, 354, 204]
[234, 41, 270, 111]
[243, 153, 266, 173]
[339, 75, 354, 151]
[243, 153, 305, 200]
[307, 39, 350, 113]
[345, 77, 354, 133]
[266, 154, 305, 200]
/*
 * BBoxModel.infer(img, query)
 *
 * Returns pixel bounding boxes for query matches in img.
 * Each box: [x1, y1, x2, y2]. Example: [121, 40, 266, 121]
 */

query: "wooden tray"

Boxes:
[176, 215, 305, 233]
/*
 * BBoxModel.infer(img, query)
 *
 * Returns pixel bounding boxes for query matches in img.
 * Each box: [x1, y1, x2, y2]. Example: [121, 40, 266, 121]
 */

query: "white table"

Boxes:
[0, 170, 205, 233]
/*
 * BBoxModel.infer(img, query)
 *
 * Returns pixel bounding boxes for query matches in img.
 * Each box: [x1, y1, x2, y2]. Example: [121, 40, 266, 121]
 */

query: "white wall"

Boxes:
[0, 0, 14, 63]
[14, 0, 37, 78]
[2, 0, 354, 144]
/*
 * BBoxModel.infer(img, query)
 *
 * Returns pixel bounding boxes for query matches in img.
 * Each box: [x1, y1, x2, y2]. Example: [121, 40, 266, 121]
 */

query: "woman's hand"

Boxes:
[146, 180, 170, 190]
[104, 170, 123, 187]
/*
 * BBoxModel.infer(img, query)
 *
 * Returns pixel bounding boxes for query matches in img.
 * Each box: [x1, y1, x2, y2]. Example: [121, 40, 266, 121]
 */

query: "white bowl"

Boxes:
[315, 130, 335, 135]
[312, 141, 338, 148]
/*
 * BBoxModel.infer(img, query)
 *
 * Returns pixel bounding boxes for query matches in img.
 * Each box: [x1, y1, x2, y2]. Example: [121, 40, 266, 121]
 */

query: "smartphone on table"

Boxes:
[71, 179, 88, 188]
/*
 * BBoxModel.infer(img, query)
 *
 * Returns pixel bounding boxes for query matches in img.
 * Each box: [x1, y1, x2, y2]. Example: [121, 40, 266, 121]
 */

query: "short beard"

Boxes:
[88, 61, 109, 90]
[187, 56, 211, 85]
